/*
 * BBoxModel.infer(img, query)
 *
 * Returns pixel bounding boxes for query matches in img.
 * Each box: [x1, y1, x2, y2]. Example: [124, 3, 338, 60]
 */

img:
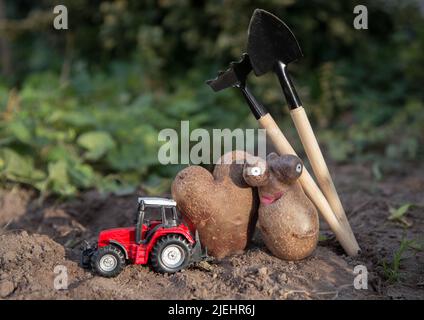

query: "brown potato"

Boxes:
[171, 151, 258, 259]
[243, 153, 319, 260]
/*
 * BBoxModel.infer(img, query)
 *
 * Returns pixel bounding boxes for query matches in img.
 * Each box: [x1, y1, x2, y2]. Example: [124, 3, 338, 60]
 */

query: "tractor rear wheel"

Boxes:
[91, 245, 126, 277]
[150, 234, 191, 273]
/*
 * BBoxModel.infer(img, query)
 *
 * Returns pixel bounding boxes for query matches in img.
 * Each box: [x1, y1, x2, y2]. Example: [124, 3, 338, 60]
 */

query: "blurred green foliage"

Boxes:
[0, 0, 423, 196]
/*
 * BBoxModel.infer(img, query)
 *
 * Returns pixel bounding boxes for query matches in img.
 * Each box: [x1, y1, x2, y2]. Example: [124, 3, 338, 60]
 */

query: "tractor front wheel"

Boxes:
[91, 245, 126, 277]
[150, 234, 191, 273]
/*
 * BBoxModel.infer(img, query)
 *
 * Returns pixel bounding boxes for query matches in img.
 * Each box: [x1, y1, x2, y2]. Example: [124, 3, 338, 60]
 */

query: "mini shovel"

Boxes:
[207, 54, 359, 256]
[247, 9, 359, 255]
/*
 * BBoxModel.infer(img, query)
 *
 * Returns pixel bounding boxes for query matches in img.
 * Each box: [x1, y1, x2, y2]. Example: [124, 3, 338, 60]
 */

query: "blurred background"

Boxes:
[0, 0, 423, 197]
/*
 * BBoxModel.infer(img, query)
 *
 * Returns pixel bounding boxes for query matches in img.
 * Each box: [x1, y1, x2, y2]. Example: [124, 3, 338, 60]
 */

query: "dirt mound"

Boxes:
[0, 231, 83, 299]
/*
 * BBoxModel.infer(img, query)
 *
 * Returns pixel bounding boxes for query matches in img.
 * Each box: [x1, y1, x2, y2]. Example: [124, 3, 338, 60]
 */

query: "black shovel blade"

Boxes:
[206, 53, 252, 91]
[247, 9, 303, 76]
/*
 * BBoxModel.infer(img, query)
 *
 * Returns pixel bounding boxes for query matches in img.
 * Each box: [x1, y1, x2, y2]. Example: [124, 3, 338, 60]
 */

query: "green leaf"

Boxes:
[96, 175, 136, 196]
[408, 241, 423, 251]
[44, 160, 76, 196]
[8, 121, 32, 144]
[49, 110, 96, 128]
[68, 163, 95, 188]
[77, 131, 116, 161]
[0, 148, 45, 183]
[388, 203, 412, 221]
[43, 145, 78, 163]
[372, 162, 383, 181]
[107, 144, 144, 171]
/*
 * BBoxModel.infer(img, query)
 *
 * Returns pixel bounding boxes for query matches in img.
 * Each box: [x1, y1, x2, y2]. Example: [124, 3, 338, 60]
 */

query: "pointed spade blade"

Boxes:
[247, 9, 303, 76]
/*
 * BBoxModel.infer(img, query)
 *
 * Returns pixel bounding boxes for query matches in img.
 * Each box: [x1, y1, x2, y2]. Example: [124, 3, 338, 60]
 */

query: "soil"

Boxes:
[0, 163, 423, 300]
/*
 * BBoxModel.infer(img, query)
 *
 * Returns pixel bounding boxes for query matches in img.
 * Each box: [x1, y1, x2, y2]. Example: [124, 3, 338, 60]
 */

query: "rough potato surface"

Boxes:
[172, 151, 258, 258]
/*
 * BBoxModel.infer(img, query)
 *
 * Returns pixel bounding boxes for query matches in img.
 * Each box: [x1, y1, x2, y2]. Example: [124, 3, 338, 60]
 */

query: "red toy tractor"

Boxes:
[81, 197, 206, 277]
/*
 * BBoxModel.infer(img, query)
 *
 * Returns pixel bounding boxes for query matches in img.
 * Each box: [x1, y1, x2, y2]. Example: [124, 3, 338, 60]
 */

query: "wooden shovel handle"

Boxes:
[290, 107, 360, 252]
[258, 113, 360, 256]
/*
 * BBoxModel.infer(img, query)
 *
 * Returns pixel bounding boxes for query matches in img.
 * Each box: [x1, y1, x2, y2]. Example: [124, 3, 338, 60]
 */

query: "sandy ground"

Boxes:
[0, 163, 423, 300]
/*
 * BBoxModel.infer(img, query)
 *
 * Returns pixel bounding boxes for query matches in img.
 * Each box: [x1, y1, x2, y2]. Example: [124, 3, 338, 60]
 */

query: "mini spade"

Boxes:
[207, 54, 358, 256]
[247, 9, 360, 255]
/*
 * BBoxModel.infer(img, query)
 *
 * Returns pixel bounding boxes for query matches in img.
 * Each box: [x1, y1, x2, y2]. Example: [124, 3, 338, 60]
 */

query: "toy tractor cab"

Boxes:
[82, 197, 206, 277]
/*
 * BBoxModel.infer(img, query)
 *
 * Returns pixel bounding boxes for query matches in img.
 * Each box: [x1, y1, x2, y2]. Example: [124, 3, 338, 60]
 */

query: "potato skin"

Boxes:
[258, 182, 319, 260]
[171, 151, 258, 259]
[243, 153, 319, 260]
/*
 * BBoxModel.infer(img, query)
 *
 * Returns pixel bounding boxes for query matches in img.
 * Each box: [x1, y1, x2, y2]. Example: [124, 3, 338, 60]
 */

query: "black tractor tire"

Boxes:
[91, 245, 126, 277]
[150, 234, 192, 273]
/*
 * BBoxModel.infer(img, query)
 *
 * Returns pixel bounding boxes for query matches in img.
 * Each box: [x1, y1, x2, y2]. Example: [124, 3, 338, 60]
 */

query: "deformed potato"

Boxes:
[243, 153, 319, 260]
[171, 151, 258, 259]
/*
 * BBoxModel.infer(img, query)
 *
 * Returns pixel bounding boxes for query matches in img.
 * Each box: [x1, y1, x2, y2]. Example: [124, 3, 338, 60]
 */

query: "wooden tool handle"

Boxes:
[258, 114, 360, 256]
[290, 107, 360, 252]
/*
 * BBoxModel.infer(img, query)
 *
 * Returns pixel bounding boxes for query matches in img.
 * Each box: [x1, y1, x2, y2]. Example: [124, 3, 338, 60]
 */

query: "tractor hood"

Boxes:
[98, 227, 136, 246]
